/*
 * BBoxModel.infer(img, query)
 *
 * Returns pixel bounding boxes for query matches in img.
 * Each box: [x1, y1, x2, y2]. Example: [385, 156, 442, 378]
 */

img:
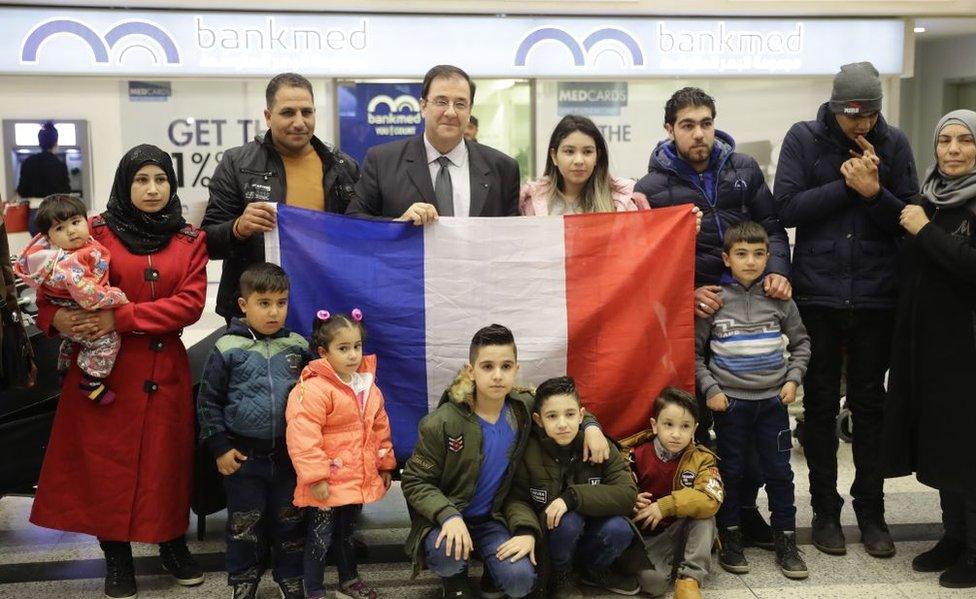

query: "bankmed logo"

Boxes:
[20, 18, 181, 65]
[367, 94, 421, 136]
[514, 27, 644, 68]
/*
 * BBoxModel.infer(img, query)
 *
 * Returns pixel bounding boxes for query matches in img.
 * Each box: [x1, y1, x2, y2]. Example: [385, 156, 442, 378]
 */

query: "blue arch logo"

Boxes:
[21, 18, 181, 65]
[514, 27, 644, 68]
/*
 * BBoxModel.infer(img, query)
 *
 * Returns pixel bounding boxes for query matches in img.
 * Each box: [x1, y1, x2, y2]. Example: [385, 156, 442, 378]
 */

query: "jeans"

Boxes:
[714, 397, 796, 531]
[304, 504, 362, 596]
[696, 384, 764, 512]
[941, 489, 976, 552]
[799, 306, 892, 518]
[222, 446, 305, 585]
[424, 517, 536, 598]
[547, 512, 633, 570]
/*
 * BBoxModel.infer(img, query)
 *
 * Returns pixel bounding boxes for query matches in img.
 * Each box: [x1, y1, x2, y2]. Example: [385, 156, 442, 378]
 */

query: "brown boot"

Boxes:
[674, 576, 702, 599]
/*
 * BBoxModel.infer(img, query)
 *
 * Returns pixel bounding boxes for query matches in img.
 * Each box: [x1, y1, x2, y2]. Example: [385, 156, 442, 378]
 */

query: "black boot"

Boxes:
[773, 531, 808, 580]
[158, 535, 204, 586]
[441, 573, 475, 599]
[913, 536, 966, 572]
[717, 526, 749, 574]
[740, 507, 775, 550]
[100, 541, 137, 599]
[856, 513, 895, 558]
[940, 551, 976, 589]
[811, 513, 846, 555]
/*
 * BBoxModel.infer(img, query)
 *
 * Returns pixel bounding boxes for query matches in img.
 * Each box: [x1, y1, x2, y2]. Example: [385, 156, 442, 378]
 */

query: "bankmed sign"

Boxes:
[2, 8, 906, 77]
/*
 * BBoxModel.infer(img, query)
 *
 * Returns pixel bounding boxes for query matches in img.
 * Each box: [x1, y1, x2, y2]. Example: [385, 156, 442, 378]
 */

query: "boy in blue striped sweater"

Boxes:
[695, 221, 811, 581]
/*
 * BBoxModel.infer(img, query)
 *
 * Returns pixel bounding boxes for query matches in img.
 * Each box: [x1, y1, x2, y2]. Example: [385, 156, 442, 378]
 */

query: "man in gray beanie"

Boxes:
[772, 61, 919, 559]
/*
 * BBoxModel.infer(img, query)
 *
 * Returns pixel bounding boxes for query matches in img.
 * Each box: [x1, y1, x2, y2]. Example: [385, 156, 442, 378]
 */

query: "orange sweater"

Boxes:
[285, 354, 395, 508]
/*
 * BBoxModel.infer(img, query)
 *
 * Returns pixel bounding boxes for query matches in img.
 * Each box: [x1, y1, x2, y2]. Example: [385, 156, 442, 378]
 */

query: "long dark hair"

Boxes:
[542, 115, 613, 213]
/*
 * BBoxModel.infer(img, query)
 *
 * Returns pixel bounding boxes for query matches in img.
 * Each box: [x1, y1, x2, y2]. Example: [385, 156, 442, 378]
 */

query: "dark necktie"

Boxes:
[434, 156, 454, 217]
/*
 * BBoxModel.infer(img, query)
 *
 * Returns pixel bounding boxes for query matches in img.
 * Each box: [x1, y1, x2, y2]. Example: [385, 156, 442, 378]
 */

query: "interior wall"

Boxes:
[902, 34, 976, 177]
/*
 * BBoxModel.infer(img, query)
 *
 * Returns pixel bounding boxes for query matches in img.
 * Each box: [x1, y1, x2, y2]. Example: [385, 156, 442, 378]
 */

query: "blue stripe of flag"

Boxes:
[277, 207, 427, 459]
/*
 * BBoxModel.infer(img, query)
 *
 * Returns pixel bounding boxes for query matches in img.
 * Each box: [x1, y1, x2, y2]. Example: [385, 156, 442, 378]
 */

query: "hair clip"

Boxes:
[316, 309, 331, 321]
[351, 308, 363, 322]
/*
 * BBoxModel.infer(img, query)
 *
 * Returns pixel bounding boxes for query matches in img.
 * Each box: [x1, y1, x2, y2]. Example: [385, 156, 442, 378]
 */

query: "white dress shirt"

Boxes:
[424, 136, 471, 217]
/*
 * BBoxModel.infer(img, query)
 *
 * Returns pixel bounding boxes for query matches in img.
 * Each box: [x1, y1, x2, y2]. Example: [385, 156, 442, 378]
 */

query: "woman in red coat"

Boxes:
[30, 145, 209, 599]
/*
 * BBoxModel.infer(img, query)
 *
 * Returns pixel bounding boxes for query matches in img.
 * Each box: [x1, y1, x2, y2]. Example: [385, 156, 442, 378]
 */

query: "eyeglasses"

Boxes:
[427, 97, 470, 112]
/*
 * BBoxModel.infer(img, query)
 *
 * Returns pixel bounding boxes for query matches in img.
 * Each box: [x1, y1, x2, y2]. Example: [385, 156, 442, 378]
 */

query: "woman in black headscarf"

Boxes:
[884, 110, 976, 589]
[29, 145, 209, 598]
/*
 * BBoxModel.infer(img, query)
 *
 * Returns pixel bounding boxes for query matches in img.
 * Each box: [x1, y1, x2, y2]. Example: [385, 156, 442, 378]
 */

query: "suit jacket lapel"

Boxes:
[404, 136, 436, 205]
[467, 140, 492, 217]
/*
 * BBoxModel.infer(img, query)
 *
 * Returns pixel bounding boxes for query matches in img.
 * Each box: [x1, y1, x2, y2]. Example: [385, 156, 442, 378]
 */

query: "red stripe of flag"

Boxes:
[564, 207, 697, 441]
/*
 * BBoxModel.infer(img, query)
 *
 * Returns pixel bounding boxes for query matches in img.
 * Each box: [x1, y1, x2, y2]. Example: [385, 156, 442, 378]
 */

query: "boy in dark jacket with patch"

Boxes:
[623, 388, 722, 599]
[504, 376, 641, 598]
[196, 263, 309, 599]
[401, 325, 611, 599]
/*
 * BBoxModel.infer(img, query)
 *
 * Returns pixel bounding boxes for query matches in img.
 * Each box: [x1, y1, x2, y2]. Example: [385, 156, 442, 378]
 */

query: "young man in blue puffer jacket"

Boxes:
[635, 87, 792, 553]
[773, 62, 919, 561]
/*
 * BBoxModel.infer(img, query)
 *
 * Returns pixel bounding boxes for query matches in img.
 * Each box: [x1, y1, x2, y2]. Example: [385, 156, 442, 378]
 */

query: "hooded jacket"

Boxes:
[400, 370, 601, 577]
[285, 354, 396, 508]
[201, 131, 360, 319]
[773, 103, 919, 309]
[14, 233, 127, 310]
[634, 131, 790, 287]
[519, 175, 650, 215]
[195, 317, 309, 458]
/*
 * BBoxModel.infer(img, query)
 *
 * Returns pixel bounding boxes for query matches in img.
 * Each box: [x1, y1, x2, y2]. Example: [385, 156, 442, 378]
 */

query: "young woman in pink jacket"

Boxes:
[286, 309, 396, 599]
[520, 114, 650, 215]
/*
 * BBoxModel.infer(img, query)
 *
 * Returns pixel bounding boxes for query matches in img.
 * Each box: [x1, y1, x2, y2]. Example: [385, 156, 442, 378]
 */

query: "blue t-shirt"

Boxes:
[462, 402, 517, 518]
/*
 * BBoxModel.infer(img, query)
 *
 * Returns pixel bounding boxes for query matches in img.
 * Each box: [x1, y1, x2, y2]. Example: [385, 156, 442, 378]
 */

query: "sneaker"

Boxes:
[740, 507, 775, 550]
[718, 526, 749, 574]
[442, 573, 476, 599]
[549, 567, 583, 599]
[940, 552, 976, 589]
[278, 577, 305, 599]
[579, 567, 640, 596]
[913, 536, 966, 572]
[674, 577, 702, 599]
[101, 542, 137, 599]
[811, 513, 846, 556]
[857, 515, 895, 558]
[337, 577, 378, 599]
[478, 572, 504, 599]
[231, 581, 259, 599]
[773, 531, 808, 580]
[158, 536, 205, 586]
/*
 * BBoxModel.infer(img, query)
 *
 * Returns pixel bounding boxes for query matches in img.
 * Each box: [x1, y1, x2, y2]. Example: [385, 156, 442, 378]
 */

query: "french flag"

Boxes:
[266, 205, 696, 458]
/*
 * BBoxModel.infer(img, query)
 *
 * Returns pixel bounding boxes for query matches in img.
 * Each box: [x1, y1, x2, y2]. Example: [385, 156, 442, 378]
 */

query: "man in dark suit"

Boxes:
[346, 65, 520, 223]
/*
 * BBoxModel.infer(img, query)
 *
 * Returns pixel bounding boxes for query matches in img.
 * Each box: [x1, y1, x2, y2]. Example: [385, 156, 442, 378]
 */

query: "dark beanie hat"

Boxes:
[829, 62, 882, 116]
[38, 121, 58, 150]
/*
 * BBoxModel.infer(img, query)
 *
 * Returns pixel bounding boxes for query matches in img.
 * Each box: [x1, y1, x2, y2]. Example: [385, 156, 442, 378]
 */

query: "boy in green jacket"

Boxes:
[401, 325, 611, 599]
[504, 376, 642, 598]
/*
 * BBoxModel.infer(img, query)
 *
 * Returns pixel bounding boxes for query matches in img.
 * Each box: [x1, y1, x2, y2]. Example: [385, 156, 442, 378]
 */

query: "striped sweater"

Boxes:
[695, 280, 811, 401]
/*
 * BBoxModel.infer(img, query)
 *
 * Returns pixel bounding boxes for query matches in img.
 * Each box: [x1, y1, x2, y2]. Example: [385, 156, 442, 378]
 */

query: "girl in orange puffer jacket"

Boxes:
[286, 309, 396, 599]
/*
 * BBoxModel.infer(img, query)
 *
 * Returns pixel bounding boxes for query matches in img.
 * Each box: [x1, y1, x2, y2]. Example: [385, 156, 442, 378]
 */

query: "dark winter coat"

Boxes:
[883, 199, 976, 493]
[201, 131, 360, 319]
[773, 103, 919, 309]
[634, 131, 790, 286]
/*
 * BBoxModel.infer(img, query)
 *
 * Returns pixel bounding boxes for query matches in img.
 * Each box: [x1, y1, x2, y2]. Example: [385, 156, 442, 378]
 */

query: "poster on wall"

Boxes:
[338, 82, 423, 166]
[119, 79, 268, 226]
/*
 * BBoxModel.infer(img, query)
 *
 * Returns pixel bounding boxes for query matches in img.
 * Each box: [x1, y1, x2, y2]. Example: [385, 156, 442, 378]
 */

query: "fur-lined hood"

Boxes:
[437, 367, 534, 409]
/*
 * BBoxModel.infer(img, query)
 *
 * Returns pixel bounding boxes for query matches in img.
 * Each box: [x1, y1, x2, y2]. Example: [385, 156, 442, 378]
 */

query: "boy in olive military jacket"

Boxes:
[621, 388, 723, 599]
[504, 376, 642, 598]
[401, 325, 610, 599]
